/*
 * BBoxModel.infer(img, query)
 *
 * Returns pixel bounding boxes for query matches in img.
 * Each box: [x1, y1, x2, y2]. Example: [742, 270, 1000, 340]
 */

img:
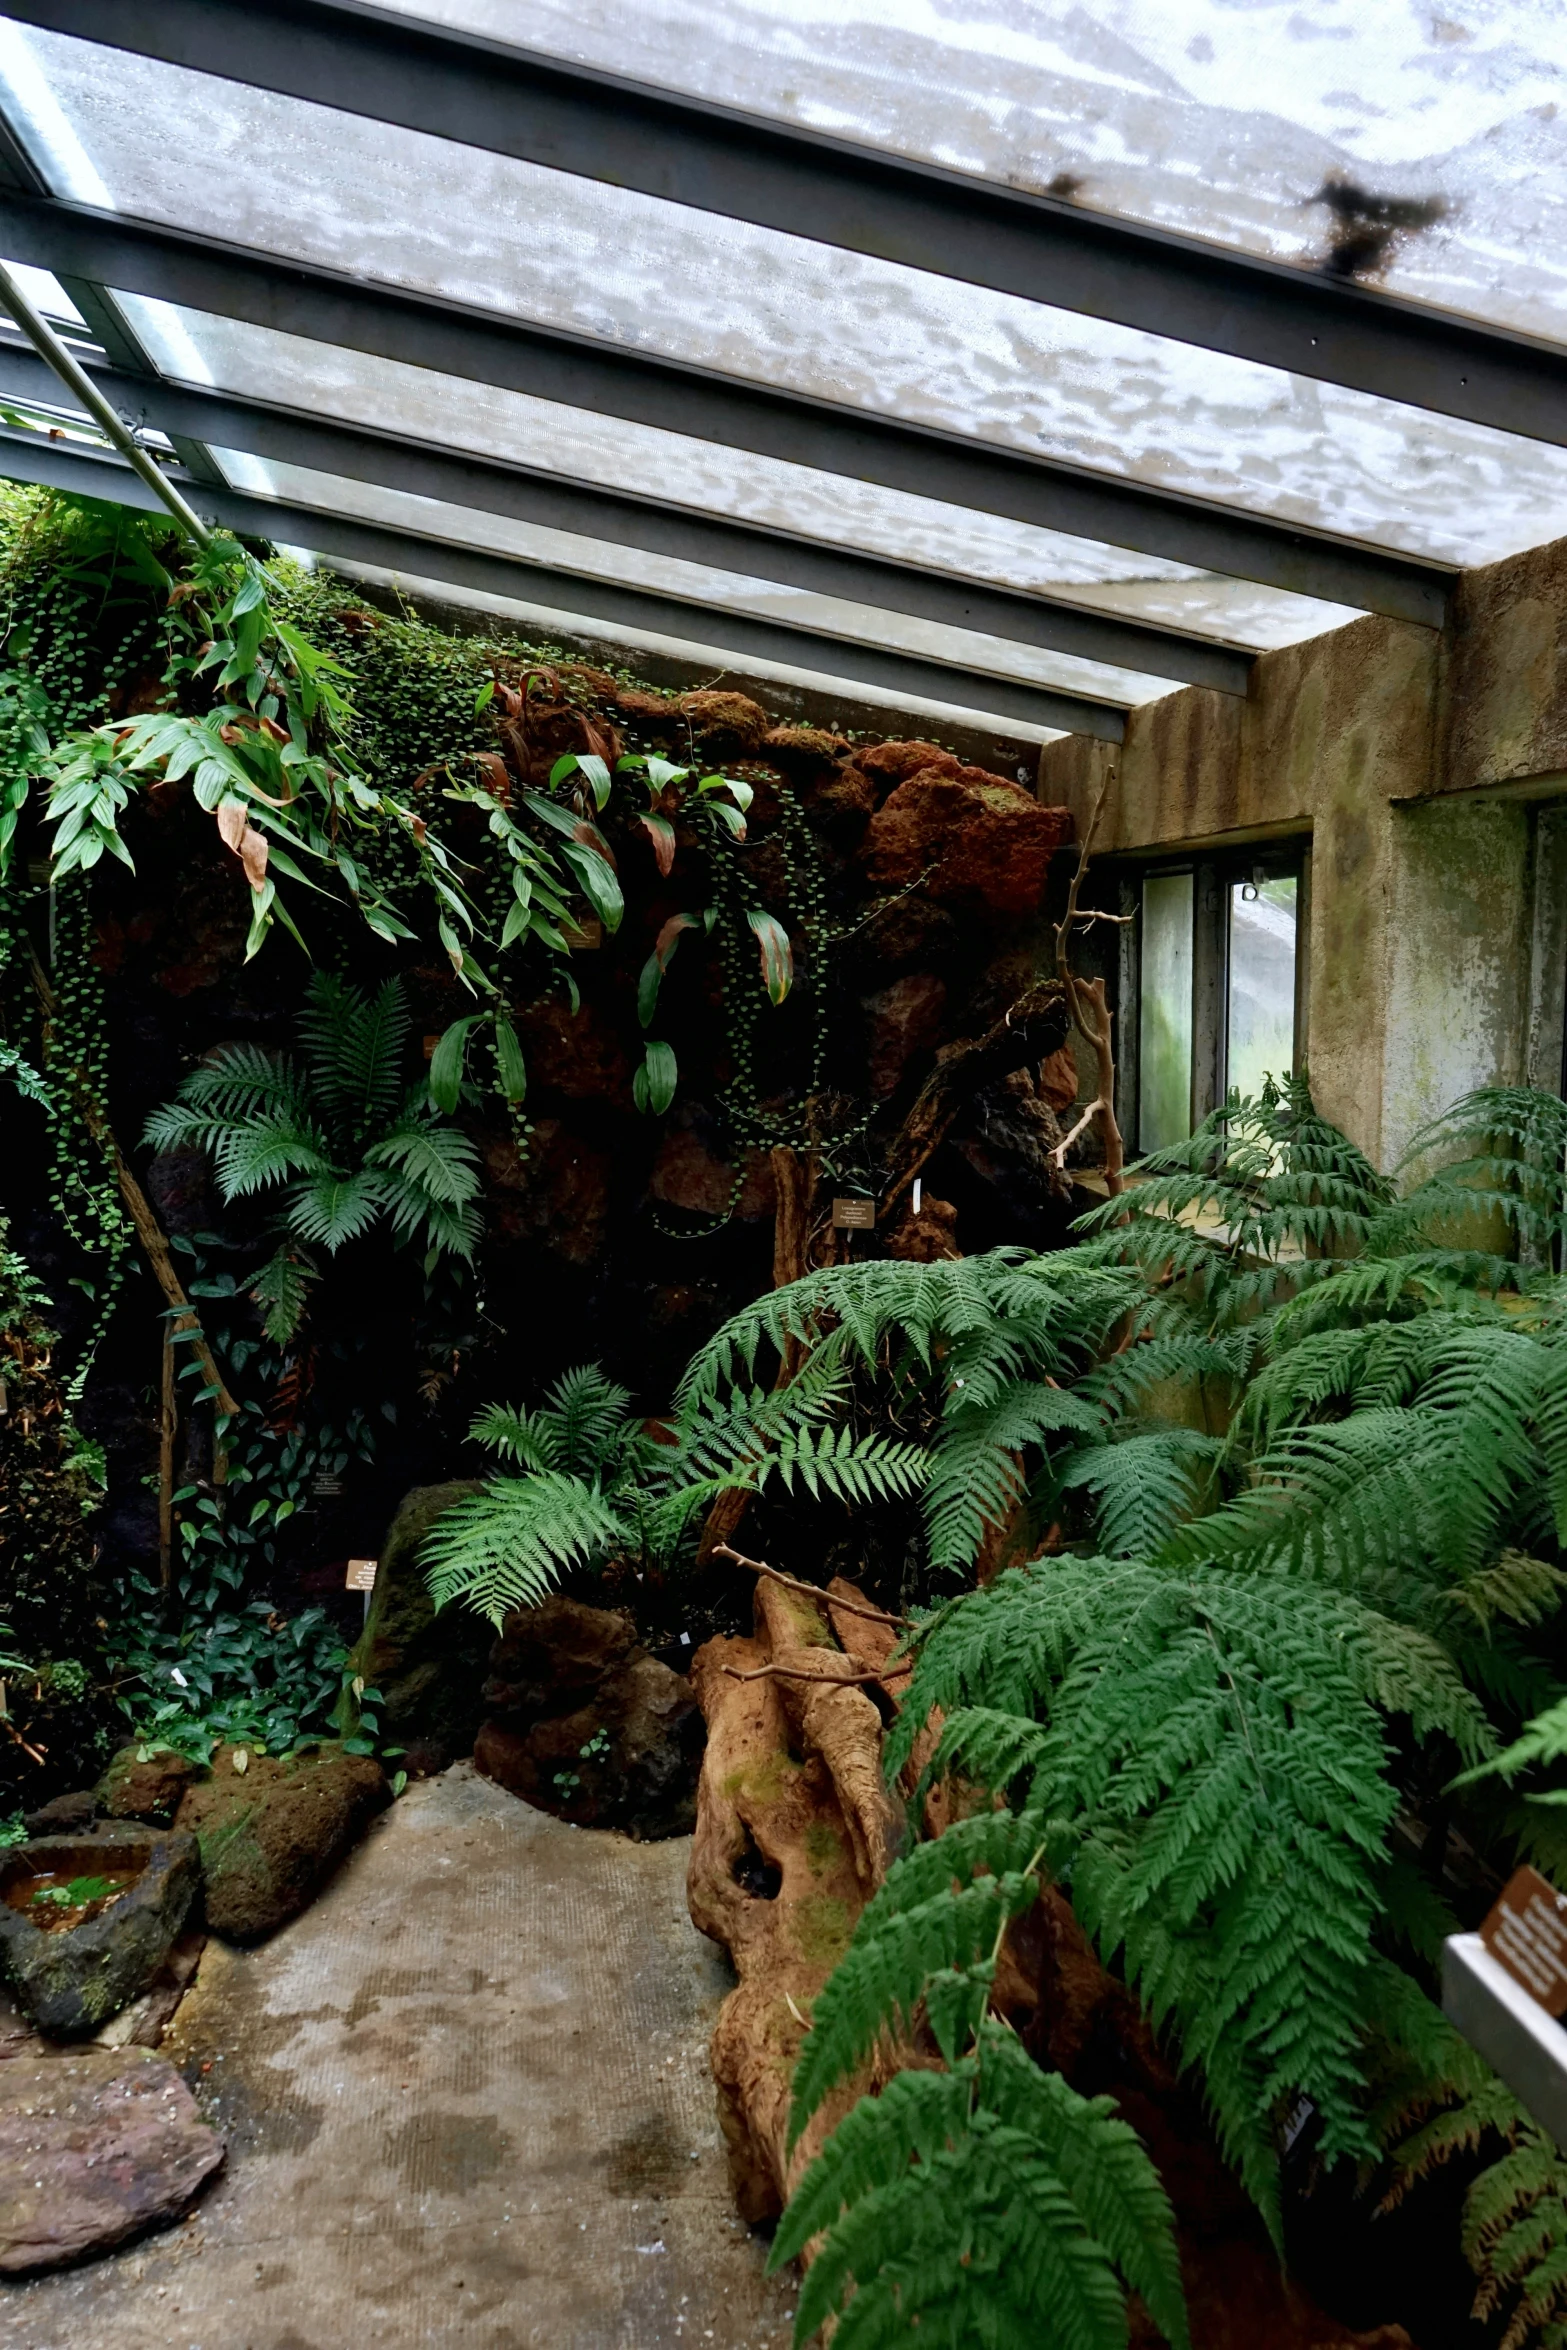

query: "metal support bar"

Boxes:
[0, 192, 1454, 628]
[0, 339, 1251, 694]
[0, 261, 210, 542]
[0, 427, 1125, 738]
[11, 0, 1567, 451]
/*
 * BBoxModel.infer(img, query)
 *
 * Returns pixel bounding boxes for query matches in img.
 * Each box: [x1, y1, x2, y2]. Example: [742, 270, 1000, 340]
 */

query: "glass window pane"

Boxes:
[1226, 876, 1299, 1106]
[1139, 872, 1194, 1153]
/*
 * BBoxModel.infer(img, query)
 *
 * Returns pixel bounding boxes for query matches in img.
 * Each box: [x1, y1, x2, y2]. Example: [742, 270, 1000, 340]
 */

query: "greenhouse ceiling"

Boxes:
[0, 1, 1563, 740]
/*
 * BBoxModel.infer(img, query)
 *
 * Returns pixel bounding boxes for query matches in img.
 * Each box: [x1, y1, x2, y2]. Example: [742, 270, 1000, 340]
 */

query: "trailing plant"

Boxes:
[143, 971, 481, 1340]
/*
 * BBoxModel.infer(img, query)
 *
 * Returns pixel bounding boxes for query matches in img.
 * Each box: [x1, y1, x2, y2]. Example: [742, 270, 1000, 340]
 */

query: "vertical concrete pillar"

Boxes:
[1379, 797, 1533, 1169]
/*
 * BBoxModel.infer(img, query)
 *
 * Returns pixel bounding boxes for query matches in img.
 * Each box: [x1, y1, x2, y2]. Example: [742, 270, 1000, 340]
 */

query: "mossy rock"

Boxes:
[342, 1481, 491, 1763]
[173, 1745, 387, 1944]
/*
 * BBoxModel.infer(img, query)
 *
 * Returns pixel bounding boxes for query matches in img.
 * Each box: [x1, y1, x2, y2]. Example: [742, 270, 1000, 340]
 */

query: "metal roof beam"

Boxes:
[0, 192, 1454, 629]
[0, 426, 1126, 739]
[7, 0, 1567, 451]
[0, 338, 1251, 695]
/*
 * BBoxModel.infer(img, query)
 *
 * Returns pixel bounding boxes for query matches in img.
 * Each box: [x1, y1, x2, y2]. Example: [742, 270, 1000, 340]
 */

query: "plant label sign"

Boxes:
[832, 1198, 876, 1230]
[344, 1558, 379, 1593]
[1480, 1865, 1567, 2017]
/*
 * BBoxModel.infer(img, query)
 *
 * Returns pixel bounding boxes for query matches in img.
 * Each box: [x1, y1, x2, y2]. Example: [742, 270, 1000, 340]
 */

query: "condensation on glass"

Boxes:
[1138, 871, 1194, 1153]
[1226, 876, 1299, 1106]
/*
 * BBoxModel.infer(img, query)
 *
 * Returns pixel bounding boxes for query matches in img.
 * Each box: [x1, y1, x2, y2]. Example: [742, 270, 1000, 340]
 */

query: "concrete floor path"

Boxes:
[0, 1764, 798, 2350]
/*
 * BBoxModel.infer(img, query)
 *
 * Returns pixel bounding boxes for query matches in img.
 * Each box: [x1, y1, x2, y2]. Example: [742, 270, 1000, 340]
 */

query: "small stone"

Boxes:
[0, 2047, 223, 2275]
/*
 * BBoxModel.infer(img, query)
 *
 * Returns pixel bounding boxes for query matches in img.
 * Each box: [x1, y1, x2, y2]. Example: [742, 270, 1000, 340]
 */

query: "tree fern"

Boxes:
[776, 1809, 1188, 2350]
[144, 972, 480, 1338]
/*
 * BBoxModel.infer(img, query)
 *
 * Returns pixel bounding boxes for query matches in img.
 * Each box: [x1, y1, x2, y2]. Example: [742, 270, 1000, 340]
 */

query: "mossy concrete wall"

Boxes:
[1039, 538, 1567, 1169]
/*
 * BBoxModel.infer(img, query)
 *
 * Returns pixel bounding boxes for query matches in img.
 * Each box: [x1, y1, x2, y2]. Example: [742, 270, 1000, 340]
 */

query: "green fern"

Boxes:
[144, 972, 480, 1339]
[777, 1809, 1189, 2350]
[421, 1359, 927, 1625]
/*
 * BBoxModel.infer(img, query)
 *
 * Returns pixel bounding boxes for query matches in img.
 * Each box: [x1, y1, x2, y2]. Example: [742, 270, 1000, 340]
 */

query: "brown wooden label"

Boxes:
[832, 1198, 876, 1230]
[561, 918, 603, 950]
[1480, 1864, 1567, 2016]
[344, 1557, 379, 1593]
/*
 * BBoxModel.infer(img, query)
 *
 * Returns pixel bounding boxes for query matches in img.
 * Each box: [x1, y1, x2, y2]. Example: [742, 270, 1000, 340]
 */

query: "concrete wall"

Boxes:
[1038, 539, 1567, 1169]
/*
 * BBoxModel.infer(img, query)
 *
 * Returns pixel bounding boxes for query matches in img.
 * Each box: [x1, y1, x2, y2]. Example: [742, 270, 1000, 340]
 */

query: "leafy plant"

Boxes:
[422, 1360, 926, 1626]
[143, 971, 480, 1339]
[747, 1081, 1567, 2349]
[777, 1805, 1189, 2350]
[31, 1873, 119, 1909]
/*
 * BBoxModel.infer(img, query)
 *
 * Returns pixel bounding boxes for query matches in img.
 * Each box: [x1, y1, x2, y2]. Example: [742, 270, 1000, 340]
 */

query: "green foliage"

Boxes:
[777, 1811, 1188, 2350]
[761, 1081, 1567, 2344]
[115, 1593, 350, 1764]
[423, 1359, 927, 1626]
[144, 971, 481, 1337]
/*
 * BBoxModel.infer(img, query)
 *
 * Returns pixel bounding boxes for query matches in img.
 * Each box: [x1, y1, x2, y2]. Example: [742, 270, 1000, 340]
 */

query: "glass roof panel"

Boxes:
[379, 1, 1567, 347]
[6, 26, 1567, 572]
[200, 448, 1177, 707]
[112, 301, 1358, 653]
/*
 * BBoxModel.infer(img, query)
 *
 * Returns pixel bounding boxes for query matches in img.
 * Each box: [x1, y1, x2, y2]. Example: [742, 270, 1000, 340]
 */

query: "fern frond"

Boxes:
[299, 970, 408, 1139]
[1056, 1428, 1223, 1555]
[539, 1363, 638, 1481]
[469, 1401, 559, 1473]
[789, 1804, 1065, 2142]
[284, 1168, 390, 1252]
[246, 1243, 316, 1345]
[421, 1471, 629, 1625]
[365, 1112, 482, 1207]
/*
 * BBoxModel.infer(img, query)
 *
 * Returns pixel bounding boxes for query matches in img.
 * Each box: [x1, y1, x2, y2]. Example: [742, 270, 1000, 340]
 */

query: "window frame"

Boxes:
[1117, 841, 1311, 1156]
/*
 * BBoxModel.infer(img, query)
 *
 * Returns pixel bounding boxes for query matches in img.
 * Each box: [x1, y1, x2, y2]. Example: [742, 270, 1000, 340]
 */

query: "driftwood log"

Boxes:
[685, 1559, 922, 2221]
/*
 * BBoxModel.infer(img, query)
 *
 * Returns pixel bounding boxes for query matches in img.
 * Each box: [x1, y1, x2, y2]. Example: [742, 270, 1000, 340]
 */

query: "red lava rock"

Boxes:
[862, 972, 948, 1099]
[862, 765, 1073, 916]
[514, 998, 632, 1104]
[0, 2047, 223, 2275]
[799, 763, 878, 846]
[1036, 1043, 1081, 1114]
[761, 725, 852, 775]
[477, 1597, 703, 1839]
[855, 738, 964, 799]
[650, 1112, 777, 1221]
[676, 690, 772, 756]
[483, 1119, 614, 1262]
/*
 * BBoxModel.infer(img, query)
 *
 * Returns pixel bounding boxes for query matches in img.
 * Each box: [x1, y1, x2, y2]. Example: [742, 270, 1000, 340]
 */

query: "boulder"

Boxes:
[98, 1746, 202, 1827]
[862, 765, 1073, 915]
[0, 1823, 200, 2040]
[475, 1596, 704, 1840]
[22, 1788, 99, 1835]
[172, 1745, 387, 1943]
[342, 1480, 492, 1764]
[798, 762, 877, 846]
[0, 2047, 223, 2274]
[650, 1106, 777, 1222]
[856, 738, 961, 798]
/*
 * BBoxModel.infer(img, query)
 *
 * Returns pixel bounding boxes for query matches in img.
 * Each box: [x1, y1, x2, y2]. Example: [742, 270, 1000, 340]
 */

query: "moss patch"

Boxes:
[793, 1895, 852, 1968]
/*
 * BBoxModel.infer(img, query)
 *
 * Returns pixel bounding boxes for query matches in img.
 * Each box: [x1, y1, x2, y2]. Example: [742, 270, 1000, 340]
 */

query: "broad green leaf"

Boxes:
[633, 1040, 678, 1116]
[428, 1014, 484, 1113]
[747, 909, 794, 1005]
